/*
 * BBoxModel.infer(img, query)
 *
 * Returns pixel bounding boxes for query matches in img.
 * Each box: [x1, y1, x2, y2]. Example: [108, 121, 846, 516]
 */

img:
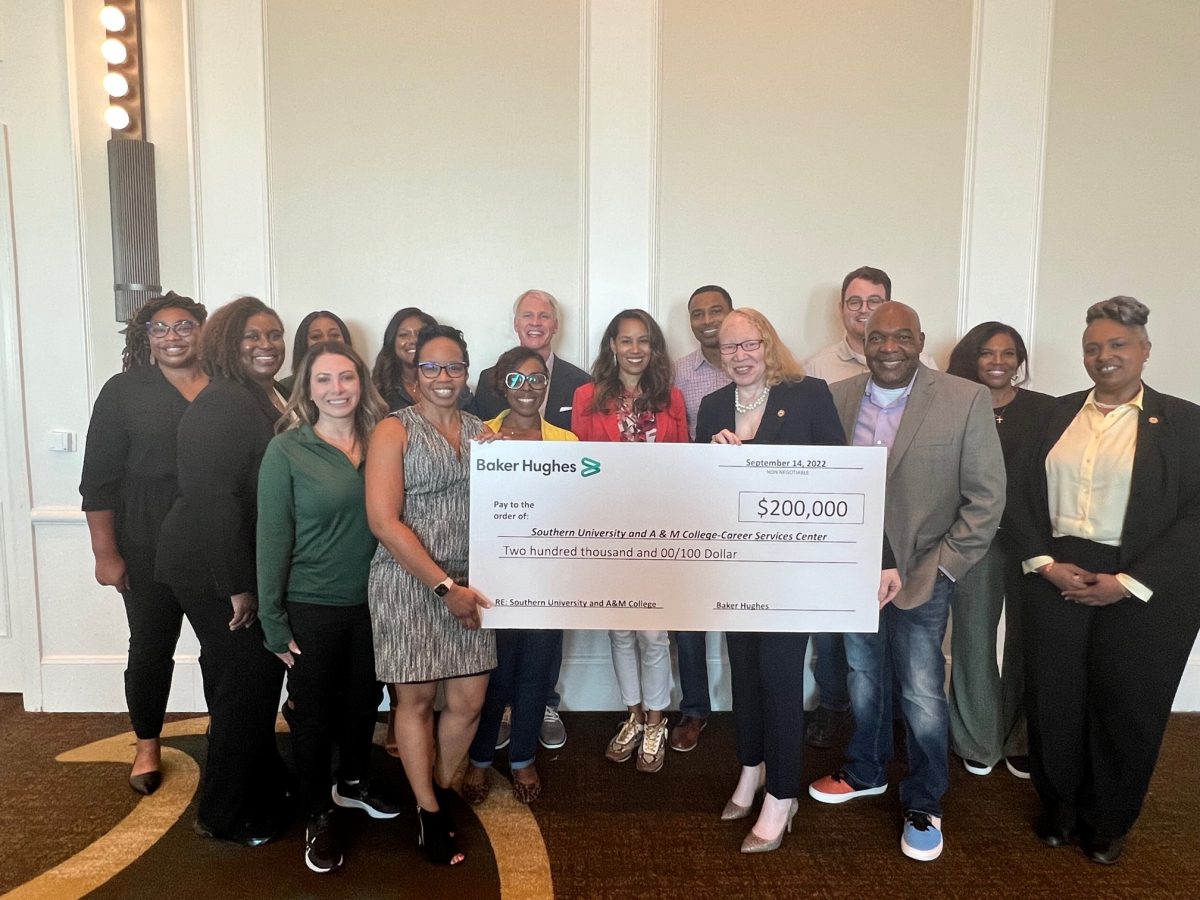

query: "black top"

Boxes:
[473, 354, 590, 432]
[695, 378, 896, 570]
[79, 365, 191, 553]
[993, 387, 1054, 539]
[155, 377, 283, 598]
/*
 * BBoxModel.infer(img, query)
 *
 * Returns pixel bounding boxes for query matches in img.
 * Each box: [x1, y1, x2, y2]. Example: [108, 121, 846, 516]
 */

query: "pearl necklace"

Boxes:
[734, 386, 769, 414]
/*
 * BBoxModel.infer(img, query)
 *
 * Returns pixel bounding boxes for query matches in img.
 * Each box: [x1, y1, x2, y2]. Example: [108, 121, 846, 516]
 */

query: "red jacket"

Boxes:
[570, 382, 689, 443]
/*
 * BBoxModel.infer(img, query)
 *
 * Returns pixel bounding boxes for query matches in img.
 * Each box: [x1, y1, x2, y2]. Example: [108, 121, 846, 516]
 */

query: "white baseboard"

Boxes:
[25, 651, 1200, 713]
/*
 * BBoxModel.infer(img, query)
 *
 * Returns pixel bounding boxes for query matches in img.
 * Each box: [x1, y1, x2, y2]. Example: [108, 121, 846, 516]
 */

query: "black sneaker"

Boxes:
[805, 707, 852, 749]
[304, 811, 343, 873]
[1005, 755, 1031, 779]
[332, 780, 402, 819]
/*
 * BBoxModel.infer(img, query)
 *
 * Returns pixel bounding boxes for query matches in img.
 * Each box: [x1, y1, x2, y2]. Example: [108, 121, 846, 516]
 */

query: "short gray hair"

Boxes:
[512, 289, 561, 319]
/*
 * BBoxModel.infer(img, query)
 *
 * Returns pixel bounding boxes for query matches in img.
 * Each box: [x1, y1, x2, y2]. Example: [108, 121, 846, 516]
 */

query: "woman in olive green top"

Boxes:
[256, 341, 394, 875]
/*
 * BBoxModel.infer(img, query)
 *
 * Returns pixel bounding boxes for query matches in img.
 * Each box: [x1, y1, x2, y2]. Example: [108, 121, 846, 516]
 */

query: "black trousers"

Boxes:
[122, 548, 185, 739]
[726, 631, 809, 799]
[285, 602, 382, 816]
[175, 588, 289, 834]
[1022, 536, 1200, 839]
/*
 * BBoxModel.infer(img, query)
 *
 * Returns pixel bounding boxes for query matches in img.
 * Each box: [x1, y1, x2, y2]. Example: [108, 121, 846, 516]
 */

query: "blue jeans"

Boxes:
[843, 574, 953, 817]
[544, 629, 563, 710]
[470, 629, 561, 769]
[672, 631, 712, 719]
[812, 633, 850, 712]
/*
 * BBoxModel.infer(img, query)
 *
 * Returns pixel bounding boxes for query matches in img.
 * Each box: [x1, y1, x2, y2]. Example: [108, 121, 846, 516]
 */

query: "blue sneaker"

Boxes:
[901, 810, 943, 861]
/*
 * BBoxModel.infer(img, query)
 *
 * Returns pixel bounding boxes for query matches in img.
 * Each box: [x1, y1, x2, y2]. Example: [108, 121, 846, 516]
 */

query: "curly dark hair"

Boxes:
[121, 292, 208, 371]
[947, 321, 1031, 386]
[588, 309, 673, 415]
[491, 346, 547, 395]
[199, 296, 283, 382]
[372, 307, 438, 396]
[289, 310, 351, 376]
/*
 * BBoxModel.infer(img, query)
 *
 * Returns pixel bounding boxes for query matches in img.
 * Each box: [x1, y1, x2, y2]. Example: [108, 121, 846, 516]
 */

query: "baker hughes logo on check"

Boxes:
[476, 457, 602, 477]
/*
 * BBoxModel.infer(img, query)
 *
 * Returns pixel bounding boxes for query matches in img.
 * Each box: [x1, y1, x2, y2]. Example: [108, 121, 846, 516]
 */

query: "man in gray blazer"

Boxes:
[807, 302, 1005, 863]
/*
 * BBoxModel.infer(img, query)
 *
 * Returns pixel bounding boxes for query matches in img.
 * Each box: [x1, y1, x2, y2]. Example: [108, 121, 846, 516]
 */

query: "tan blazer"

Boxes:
[829, 365, 1006, 610]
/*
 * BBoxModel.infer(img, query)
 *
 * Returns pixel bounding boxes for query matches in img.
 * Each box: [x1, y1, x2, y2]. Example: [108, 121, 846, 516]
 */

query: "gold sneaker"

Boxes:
[636, 718, 668, 773]
[605, 713, 643, 763]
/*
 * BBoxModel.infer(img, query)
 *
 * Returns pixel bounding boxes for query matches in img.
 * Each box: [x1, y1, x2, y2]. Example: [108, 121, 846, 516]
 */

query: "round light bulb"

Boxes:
[101, 38, 128, 65]
[103, 72, 130, 98]
[105, 105, 131, 130]
[99, 6, 126, 32]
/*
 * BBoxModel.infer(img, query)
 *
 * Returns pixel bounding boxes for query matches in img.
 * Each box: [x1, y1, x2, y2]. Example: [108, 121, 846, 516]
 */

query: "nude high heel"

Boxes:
[740, 799, 799, 853]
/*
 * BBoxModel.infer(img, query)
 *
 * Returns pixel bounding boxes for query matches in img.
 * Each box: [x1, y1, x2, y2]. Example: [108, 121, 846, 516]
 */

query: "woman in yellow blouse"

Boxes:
[461, 347, 576, 804]
[1010, 296, 1200, 864]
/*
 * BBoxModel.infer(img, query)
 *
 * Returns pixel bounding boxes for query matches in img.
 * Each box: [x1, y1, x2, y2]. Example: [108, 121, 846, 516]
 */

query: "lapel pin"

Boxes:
[777, 409, 786, 417]
[1149, 416, 1159, 424]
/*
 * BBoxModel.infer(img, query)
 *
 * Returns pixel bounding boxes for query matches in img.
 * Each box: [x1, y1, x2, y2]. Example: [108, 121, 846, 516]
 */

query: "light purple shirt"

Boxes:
[672, 348, 732, 439]
[851, 376, 915, 451]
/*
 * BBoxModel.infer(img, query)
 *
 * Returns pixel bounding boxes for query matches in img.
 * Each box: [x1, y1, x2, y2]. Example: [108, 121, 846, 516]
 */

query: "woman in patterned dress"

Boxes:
[365, 323, 496, 866]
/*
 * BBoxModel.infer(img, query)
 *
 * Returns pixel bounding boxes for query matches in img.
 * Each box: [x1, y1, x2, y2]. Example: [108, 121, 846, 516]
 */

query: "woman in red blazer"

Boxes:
[571, 309, 686, 773]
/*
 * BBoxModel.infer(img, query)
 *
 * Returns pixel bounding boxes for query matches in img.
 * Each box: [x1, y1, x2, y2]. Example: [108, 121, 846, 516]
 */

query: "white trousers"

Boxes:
[608, 629, 672, 711]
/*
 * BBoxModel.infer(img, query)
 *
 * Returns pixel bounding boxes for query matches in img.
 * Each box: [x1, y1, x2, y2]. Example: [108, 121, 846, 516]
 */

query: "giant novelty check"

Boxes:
[469, 441, 887, 632]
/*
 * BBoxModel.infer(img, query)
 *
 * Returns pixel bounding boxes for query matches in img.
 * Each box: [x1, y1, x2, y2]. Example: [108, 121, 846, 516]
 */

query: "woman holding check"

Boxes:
[572, 309, 687, 774]
[696, 308, 900, 853]
[462, 346, 577, 805]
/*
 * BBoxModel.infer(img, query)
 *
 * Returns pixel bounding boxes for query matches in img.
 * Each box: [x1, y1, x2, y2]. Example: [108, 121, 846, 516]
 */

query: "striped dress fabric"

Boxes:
[368, 406, 496, 683]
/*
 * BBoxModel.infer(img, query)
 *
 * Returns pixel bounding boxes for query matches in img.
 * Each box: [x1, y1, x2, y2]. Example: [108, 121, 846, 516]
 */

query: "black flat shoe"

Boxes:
[129, 770, 162, 796]
[1083, 834, 1125, 865]
[1035, 813, 1077, 848]
[193, 816, 283, 847]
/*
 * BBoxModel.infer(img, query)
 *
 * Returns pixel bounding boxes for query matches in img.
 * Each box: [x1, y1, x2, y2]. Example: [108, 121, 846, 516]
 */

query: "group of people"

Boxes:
[80, 269, 1200, 875]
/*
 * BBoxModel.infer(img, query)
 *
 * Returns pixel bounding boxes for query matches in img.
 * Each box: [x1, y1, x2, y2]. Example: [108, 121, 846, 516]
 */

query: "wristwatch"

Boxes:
[433, 577, 454, 597]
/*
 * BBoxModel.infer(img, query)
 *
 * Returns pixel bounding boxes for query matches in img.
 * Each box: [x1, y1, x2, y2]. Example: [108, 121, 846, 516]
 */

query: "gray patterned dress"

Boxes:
[369, 406, 496, 683]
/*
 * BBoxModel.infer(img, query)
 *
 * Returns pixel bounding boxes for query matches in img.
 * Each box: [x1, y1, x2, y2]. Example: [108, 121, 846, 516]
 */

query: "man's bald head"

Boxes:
[864, 302, 925, 388]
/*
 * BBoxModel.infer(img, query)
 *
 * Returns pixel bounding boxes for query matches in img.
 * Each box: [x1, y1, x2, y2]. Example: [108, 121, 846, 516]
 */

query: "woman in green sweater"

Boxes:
[256, 341, 394, 875]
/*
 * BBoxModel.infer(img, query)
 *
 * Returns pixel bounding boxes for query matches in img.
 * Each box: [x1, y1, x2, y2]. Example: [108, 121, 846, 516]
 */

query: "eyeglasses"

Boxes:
[417, 361, 468, 379]
[843, 296, 886, 312]
[147, 320, 198, 338]
[504, 371, 549, 390]
[718, 339, 764, 356]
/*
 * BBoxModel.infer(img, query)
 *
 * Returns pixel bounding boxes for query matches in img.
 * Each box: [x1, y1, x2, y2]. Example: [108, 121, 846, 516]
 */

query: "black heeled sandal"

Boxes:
[417, 807, 463, 865]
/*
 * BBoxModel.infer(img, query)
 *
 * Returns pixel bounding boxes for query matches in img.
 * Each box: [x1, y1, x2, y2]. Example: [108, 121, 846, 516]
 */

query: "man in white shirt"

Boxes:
[803, 267, 938, 751]
[667, 285, 734, 752]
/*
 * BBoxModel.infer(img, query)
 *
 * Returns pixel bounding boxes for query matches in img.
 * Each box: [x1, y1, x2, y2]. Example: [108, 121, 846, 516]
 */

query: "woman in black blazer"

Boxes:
[156, 296, 293, 846]
[1010, 297, 1200, 864]
[696, 308, 900, 853]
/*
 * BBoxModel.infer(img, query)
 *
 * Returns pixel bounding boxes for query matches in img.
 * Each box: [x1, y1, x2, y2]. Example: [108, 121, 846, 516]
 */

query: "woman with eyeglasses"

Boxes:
[697, 307, 899, 853]
[461, 347, 577, 806]
[366, 324, 496, 866]
[81, 292, 209, 796]
[571, 309, 688, 774]
[278, 310, 353, 396]
[155, 296, 293, 846]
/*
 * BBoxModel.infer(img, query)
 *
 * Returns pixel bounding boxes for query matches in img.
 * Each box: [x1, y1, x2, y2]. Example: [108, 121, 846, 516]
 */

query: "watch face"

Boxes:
[434, 582, 450, 596]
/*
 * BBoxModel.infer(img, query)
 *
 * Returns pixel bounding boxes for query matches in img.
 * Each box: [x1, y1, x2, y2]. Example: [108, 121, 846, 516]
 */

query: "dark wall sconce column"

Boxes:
[100, 1, 160, 322]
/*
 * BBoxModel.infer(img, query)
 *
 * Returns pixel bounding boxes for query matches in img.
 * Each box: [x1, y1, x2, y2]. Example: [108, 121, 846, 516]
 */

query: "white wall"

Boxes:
[1, 0, 1197, 712]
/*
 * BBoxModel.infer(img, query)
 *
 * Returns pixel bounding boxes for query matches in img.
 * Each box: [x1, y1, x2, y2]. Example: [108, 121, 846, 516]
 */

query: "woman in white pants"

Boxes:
[571, 309, 689, 773]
